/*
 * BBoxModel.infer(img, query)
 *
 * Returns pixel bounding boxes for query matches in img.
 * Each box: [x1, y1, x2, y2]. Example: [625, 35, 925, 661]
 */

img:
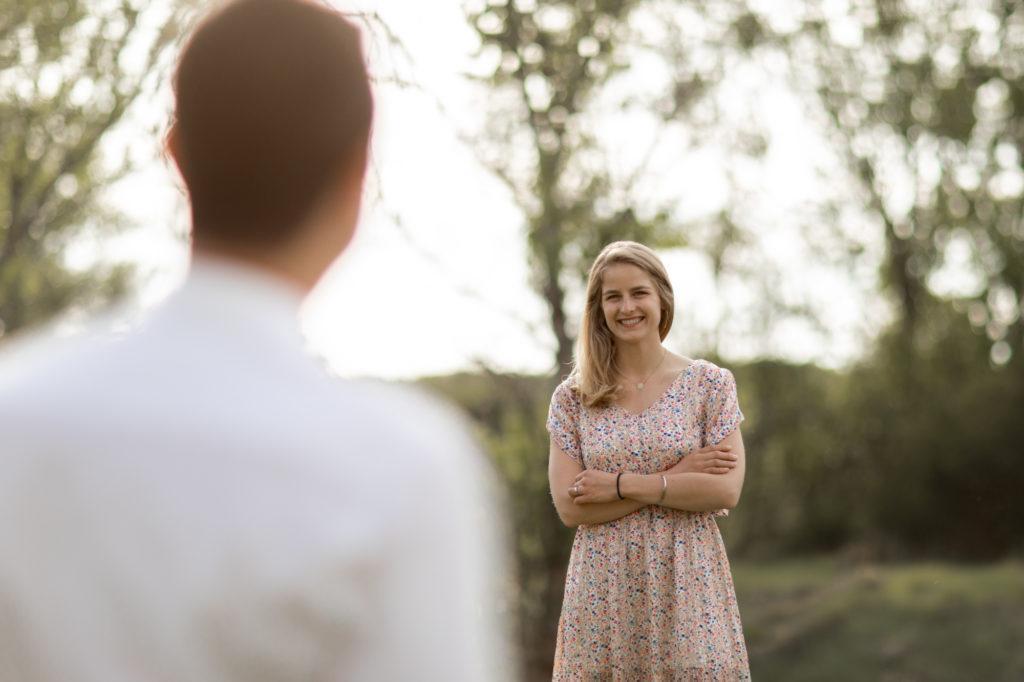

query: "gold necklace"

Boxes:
[628, 348, 667, 391]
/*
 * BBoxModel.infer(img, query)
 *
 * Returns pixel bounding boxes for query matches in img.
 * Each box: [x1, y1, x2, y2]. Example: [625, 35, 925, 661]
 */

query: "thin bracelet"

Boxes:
[616, 472, 624, 500]
[657, 475, 667, 503]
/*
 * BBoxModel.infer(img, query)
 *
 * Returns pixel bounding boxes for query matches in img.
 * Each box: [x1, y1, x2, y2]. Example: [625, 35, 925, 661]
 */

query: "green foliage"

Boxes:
[722, 299, 1024, 561]
[0, 0, 194, 339]
[722, 360, 858, 557]
[839, 301, 1024, 559]
[0, 247, 132, 333]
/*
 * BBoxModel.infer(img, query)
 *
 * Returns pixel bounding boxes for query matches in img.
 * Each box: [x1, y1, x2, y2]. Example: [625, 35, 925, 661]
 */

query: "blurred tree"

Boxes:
[0, 0, 194, 339]
[783, 0, 1024, 361]
[844, 300, 1024, 559]
[765, 0, 1024, 558]
[465, 0, 697, 374]
[724, 360, 858, 558]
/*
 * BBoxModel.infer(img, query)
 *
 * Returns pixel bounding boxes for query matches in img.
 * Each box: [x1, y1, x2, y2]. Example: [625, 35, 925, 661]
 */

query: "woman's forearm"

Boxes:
[619, 472, 736, 512]
[566, 498, 646, 527]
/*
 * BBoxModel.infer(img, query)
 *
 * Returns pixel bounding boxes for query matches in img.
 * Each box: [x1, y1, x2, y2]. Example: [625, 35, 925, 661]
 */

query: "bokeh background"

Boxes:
[3, 0, 1024, 679]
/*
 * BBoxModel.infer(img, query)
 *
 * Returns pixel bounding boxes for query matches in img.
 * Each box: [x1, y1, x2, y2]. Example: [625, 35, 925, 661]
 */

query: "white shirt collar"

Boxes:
[188, 254, 305, 311]
[159, 254, 307, 346]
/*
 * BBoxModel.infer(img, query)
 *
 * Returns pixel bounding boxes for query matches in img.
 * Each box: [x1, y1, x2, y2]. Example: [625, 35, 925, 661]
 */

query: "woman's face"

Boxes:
[600, 263, 661, 344]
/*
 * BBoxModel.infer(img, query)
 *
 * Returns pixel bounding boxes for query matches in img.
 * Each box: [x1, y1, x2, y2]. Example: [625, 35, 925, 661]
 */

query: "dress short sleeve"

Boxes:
[702, 365, 744, 447]
[546, 379, 583, 464]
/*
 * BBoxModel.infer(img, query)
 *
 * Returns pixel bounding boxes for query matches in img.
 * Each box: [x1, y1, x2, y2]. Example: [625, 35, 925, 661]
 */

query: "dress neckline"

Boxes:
[612, 360, 702, 417]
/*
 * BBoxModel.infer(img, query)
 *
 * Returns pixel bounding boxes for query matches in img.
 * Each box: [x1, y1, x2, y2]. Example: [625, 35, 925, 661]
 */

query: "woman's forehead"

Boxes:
[601, 262, 653, 290]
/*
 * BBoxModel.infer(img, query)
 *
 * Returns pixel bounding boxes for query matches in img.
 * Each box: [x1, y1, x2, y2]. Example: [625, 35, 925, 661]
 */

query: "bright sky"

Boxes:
[87, 0, 891, 381]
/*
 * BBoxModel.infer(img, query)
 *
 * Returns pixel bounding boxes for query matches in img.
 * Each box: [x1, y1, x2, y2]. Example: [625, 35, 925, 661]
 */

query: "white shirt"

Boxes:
[0, 257, 510, 681]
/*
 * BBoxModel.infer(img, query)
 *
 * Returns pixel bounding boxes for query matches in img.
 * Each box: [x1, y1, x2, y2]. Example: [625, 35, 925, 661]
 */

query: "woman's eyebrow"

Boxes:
[603, 285, 649, 295]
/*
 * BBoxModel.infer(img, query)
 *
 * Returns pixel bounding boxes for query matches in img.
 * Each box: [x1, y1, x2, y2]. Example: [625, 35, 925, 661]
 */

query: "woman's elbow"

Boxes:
[721, 488, 742, 510]
[553, 501, 580, 528]
[558, 509, 581, 528]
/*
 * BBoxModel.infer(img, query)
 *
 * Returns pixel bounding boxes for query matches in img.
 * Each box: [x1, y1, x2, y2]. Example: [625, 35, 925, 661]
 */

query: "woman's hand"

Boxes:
[568, 469, 620, 505]
[669, 444, 738, 475]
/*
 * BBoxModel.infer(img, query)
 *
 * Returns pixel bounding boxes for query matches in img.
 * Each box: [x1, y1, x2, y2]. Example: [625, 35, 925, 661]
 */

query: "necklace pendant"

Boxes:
[636, 382, 644, 390]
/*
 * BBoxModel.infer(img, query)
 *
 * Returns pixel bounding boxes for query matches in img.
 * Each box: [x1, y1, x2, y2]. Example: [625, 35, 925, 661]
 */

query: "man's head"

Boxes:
[168, 0, 373, 285]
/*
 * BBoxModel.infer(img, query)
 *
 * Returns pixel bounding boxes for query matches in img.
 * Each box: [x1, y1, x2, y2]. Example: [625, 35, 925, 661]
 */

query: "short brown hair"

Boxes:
[172, 0, 373, 245]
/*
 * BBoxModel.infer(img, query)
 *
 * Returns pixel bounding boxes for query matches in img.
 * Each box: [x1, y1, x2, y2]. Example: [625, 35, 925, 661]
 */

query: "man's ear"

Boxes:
[340, 134, 370, 193]
[164, 119, 185, 176]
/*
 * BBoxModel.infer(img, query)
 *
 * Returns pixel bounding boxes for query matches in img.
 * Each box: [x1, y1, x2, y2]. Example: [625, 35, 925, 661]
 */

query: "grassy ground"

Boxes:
[732, 557, 1024, 682]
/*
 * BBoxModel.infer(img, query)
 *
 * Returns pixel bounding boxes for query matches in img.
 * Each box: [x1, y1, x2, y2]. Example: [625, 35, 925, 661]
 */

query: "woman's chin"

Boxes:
[612, 328, 658, 344]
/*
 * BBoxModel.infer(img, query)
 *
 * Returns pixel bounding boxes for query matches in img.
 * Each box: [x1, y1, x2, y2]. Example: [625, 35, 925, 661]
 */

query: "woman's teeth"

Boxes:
[620, 317, 643, 328]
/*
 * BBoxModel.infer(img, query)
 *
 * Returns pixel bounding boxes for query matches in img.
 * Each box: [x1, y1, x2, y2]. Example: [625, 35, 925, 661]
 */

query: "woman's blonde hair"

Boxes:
[573, 241, 674, 407]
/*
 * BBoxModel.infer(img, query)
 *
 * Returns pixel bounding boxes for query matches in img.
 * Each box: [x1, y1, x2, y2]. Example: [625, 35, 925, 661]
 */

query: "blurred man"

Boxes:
[0, 1, 507, 679]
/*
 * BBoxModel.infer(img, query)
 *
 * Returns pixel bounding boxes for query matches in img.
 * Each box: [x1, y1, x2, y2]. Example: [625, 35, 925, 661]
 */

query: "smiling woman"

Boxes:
[546, 241, 751, 680]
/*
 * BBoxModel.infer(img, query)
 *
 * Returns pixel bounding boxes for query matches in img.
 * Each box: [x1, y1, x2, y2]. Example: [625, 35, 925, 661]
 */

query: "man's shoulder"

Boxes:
[266, 377, 494, 523]
[0, 318, 122, 406]
[0, 312, 487, 488]
[327, 379, 480, 465]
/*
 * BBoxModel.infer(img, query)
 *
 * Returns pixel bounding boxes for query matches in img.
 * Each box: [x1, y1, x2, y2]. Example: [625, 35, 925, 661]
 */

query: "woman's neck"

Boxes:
[615, 339, 665, 378]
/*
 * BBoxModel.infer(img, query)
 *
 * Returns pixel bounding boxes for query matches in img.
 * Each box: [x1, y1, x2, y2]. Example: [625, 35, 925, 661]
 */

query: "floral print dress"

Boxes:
[547, 359, 750, 681]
